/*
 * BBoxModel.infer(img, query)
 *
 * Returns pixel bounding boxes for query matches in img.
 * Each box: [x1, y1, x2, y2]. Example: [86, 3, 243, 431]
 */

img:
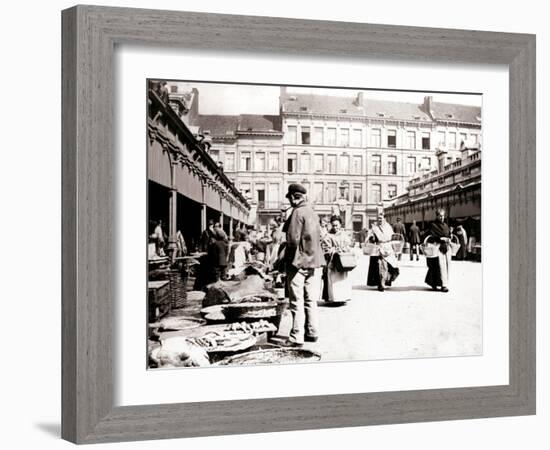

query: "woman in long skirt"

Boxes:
[321, 216, 353, 303]
[425, 208, 452, 292]
[366, 214, 399, 291]
[454, 224, 468, 260]
[319, 217, 331, 301]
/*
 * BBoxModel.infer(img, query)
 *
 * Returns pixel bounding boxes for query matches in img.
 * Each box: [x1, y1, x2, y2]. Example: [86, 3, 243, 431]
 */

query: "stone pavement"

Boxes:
[277, 252, 482, 362]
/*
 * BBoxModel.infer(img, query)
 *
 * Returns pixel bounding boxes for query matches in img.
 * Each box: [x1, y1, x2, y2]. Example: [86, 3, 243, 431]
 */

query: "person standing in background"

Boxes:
[151, 219, 166, 257]
[392, 217, 406, 261]
[199, 219, 215, 252]
[367, 214, 400, 291]
[425, 208, 452, 292]
[321, 216, 353, 304]
[256, 229, 272, 263]
[274, 215, 285, 242]
[194, 219, 216, 290]
[319, 217, 331, 302]
[409, 220, 421, 261]
[266, 221, 285, 271]
[455, 224, 468, 260]
[209, 226, 229, 282]
[171, 229, 188, 265]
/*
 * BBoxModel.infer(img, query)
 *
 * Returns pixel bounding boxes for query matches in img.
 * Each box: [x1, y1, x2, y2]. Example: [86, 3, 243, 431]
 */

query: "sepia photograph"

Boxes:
[147, 80, 482, 369]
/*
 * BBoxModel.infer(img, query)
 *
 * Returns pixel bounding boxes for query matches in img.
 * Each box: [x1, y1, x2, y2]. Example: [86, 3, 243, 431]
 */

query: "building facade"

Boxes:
[279, 90, 482, 233]
[164, 83, 482, 237]
[195, 114, 284, 228]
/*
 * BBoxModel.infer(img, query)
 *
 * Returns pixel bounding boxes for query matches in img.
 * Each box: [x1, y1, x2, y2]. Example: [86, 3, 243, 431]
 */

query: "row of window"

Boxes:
[285, 125, 480, 150]
[286, 126, 363, 147]
[437, 130, 479, 149]
[239, 182, 398, 205]
[212, 150, 432, 176]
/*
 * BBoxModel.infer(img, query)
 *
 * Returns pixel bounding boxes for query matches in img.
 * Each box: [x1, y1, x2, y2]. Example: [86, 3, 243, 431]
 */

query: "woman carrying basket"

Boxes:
[366, 214, 400, 291]
[424, 208, 452, 292]
[321, 216, 353, 304]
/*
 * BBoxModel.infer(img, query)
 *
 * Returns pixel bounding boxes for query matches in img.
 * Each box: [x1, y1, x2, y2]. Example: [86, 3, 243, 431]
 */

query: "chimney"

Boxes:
[191, 88, 199, 114]
[280, 86, 287, 112]
[356, 92, 364, 107]
[423, 96, 433, 118]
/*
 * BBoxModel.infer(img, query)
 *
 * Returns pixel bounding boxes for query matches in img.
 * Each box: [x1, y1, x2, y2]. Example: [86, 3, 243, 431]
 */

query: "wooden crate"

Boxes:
[148, 280, 171, 322]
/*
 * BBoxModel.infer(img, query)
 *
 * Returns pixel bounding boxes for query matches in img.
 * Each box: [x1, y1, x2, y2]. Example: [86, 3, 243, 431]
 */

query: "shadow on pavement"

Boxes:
[352, 285, 433, 293]
[317, 301, 348, 307]
[384, 286, 436, 292]
[352, 285, 372, 290]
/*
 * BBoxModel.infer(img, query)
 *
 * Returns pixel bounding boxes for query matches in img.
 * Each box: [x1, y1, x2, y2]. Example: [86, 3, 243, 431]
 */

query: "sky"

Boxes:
[169, 81, 482, 115]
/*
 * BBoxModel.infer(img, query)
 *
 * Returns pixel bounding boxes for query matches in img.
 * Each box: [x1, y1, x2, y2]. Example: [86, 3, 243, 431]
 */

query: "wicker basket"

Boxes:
[390, 233, 405, 254]
[222, 301, 278, 321]
[449, 234, 461, 256]
[168, 268, 188, 309]
[215, 347, 321, 366]
[363, 242, 379, 256]
[421, 236, 440, 258]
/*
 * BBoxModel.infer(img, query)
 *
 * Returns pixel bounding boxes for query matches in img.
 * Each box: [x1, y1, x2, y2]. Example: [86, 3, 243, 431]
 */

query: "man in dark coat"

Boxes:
[199, 219, 215, 252]
[209, 225, 229, 282]
[408, 220, 421, 261]
[194, 219, 216, 290]
[281, 183, 324, 346]
[392, 217, 406, 261]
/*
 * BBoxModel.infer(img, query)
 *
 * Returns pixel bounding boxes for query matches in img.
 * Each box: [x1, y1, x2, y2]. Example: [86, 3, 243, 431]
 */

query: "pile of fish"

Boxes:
[189, 330, 256, 352]
[225, 320, 277, 334]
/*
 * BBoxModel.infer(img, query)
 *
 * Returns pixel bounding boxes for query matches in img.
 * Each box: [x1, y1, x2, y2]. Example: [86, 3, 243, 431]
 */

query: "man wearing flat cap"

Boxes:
[281, 183, 324, 346]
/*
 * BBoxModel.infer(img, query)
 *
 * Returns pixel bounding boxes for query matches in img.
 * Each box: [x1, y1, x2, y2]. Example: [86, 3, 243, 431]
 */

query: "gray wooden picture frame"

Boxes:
[61, 5, 536, 444]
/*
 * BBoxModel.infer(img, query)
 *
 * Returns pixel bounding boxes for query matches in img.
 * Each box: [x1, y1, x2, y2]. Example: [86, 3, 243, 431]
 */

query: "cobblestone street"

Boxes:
[277, 252, 482, 362]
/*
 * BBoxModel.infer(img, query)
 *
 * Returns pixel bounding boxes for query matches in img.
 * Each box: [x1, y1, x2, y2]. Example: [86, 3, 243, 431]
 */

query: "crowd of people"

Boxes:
[276, 183, 465, 347]
[149, 182, 471, 348]
[187, 217, 288, 290]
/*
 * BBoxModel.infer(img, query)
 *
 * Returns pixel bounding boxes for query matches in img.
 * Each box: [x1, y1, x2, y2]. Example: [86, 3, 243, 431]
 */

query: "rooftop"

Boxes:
[281, 93, 367, 116]
[281, 92, 480, 123]
[430, 101, 482, 124]
[192, 89, 482, 133]
[197, 114, 282, 136]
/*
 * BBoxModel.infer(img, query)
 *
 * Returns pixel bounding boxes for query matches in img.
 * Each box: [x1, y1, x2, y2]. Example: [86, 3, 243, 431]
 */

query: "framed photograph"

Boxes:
[62, 5, 535, 444]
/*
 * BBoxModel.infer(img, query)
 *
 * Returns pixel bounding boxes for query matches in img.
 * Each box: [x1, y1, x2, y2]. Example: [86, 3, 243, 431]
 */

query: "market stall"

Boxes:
[148, 261, 320, 368]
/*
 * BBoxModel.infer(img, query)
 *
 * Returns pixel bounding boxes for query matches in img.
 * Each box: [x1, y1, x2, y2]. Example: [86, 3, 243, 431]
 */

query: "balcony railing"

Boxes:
[408, 150, 481, 189]
[256, 201, 285, 210]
